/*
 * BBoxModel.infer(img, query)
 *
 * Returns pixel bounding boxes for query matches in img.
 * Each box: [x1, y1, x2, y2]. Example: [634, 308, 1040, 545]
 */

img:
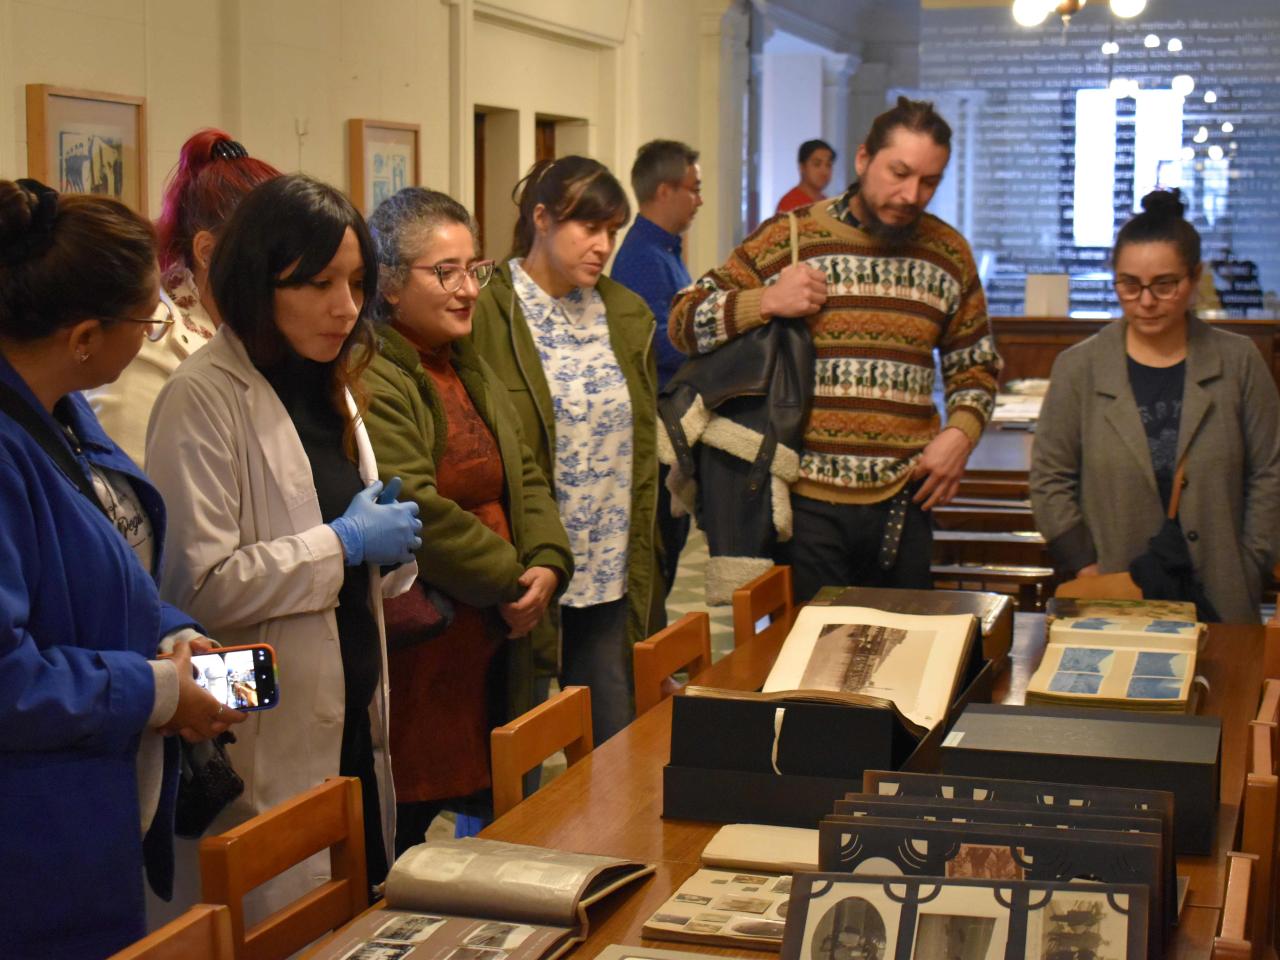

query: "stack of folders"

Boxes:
[1026, 611, 1205, 713]
[797, 769, 1175, 960]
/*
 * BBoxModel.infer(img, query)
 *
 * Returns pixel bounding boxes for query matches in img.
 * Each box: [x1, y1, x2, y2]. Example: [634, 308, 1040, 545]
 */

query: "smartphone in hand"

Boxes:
[190, 644, 279, 711]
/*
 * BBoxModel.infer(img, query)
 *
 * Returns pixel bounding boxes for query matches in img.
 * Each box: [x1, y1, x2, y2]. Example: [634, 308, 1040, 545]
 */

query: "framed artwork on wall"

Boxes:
[25, 85, 148, 214]
[348, 119, 420, 216]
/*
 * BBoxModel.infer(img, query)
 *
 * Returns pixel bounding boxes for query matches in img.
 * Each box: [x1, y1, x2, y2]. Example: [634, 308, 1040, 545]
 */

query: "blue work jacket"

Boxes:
[0, 354, 196, 958]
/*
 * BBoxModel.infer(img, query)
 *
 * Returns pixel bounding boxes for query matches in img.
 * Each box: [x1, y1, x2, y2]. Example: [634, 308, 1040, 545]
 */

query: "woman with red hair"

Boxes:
[87, 129, 280, 463]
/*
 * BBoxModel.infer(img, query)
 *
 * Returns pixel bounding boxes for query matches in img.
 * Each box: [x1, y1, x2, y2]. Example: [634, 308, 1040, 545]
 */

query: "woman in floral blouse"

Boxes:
[471, 156, 664, 743]
[87, 129, 280, 464]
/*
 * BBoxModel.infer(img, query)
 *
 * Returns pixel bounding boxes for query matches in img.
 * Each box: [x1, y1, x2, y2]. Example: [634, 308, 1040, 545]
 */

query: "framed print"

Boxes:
[348, 119, 420, 215]
[25, 85, 147, 214]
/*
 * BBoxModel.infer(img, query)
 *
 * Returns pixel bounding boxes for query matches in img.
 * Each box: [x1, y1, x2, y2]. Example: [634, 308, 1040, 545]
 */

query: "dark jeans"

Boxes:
[776, 492, 933, 602]
[560, 597, 633, 744]
[658, 463, 691, 596]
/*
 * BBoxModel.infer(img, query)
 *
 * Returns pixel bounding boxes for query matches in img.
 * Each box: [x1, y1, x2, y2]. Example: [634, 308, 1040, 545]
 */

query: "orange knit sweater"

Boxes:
[669, 199, 1000, 504]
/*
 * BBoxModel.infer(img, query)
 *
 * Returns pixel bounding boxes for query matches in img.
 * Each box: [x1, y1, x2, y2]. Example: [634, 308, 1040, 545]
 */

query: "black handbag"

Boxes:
[174, 732, 244, 838]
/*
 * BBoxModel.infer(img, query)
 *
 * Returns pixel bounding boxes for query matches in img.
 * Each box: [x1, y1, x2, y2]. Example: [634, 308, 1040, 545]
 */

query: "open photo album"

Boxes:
[310, 838, 653, 960]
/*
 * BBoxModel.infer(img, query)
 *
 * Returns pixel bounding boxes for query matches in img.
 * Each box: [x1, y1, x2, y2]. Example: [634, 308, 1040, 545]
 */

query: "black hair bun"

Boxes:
[0, 179, 37, 253]
[1139, 188, 1186, 220]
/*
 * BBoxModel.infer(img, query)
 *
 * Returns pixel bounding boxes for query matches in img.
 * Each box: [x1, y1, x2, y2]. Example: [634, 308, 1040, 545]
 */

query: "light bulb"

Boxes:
[1221, 121, 1234, 133]
[1230, 142, 1239, 151]
[1180, 147, 1195, 162]
[1167, 38, 1183, 53]
[1208, 145, 1225, 161]
[1144, 34, 1160, 48]
[1012, 0, 1051, 27]
[1101, 41, 1120, 55]
[1204, 90, 1218, 104]
[1110, 0, 1147, 16]
[1194, 126, 1209, 143]
[1171, 75, 1195, 97]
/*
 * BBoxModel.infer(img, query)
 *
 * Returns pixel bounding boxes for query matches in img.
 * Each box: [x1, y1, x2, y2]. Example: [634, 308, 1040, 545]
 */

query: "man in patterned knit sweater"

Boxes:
[669, 98, 1000, 601]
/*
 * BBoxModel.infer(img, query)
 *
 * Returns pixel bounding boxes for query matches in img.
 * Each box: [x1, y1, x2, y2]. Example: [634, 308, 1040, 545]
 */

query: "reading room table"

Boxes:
[306, 614, 1262, 959]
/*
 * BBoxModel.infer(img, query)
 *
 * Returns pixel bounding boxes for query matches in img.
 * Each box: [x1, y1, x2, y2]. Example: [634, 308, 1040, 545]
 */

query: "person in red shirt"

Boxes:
[776, 138, 836, 213]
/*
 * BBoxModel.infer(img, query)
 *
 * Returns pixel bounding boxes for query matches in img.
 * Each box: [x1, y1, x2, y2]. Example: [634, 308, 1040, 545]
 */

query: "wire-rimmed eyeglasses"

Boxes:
[118, 293, 177, 342]
[410, 260, 496, 293]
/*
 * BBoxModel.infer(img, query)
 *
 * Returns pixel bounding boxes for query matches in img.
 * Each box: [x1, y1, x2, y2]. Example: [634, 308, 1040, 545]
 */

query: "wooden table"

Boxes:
[308, 617, 1262, 959]
[478, 619, 1263, 959]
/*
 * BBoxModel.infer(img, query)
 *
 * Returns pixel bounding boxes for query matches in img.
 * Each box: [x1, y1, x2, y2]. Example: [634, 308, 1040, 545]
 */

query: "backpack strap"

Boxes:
[0, 381, 108, 519]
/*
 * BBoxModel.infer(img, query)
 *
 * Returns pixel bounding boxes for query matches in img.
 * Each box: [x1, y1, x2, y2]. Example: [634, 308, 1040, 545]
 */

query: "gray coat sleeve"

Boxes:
[1238, 346, 1280, 585]
[1030, 349, 1097, 574]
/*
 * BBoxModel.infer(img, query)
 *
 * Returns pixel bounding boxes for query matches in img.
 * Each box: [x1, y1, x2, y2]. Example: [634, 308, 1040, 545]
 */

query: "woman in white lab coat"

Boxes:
[147, 174, 421, 920]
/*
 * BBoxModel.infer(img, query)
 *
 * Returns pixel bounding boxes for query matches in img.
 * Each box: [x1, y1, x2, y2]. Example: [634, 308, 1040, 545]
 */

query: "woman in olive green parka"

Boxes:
[470, 156, 664, 743]
[362, 188, 572, 851]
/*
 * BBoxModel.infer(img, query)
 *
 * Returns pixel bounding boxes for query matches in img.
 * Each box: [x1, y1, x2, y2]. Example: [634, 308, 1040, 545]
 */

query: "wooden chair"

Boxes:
[199, 777, 367, 960]
[1241, 720, 1278, 954]
[633, 612, 712, 715]
[1212, 852, 1256, 960]
[1265, 623, 1280, 681]
[109, 904, 234, 960]
[1052, 571, 1143, 600]
[491, 685, 593, 818]
[732, 565, 794, 649]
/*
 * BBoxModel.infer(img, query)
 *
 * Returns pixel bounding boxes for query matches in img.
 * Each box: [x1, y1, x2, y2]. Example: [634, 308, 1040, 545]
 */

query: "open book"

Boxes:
[642, 867, 792, 950]
[1027, 616, 1203, 713]
[312, 838, 653, 960]
[757, 605, 977, 736]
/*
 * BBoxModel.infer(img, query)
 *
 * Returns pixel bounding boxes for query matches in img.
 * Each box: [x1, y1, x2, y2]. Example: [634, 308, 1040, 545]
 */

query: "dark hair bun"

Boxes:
[1139, 188, 1186, 220]
[0, 179, 37, 252]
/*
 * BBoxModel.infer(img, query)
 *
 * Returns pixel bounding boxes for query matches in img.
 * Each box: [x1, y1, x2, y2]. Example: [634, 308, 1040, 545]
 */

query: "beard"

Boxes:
[851, 187, 921, 249]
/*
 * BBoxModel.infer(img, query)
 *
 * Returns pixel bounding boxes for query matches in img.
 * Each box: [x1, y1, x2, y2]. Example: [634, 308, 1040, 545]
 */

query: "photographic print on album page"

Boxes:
[762, 606, 976, 732]
[643, 867, 793, 950]
[780, 874, 1147, 960]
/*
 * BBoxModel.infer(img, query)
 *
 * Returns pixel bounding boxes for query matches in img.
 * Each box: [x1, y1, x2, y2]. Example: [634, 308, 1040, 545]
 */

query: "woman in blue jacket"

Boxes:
[0, 178, 244, 958]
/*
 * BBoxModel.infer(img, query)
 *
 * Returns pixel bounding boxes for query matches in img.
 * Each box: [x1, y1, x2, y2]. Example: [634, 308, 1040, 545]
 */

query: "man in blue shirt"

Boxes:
[612, 139, 702, 591]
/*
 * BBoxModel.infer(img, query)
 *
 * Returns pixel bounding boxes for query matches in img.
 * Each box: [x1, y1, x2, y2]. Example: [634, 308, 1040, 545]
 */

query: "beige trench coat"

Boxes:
[145, 326, 414, 923]
[1030, 316, 1280, 624]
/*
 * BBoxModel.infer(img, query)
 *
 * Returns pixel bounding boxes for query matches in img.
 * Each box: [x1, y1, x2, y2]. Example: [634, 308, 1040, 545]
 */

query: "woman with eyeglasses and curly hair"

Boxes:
[1031, 188, 1280, 623]
[361, 187, 572, 850]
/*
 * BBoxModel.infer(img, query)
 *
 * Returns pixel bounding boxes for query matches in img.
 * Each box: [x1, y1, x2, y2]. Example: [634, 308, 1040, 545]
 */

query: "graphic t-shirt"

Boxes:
[1127, 355, 1185, 510]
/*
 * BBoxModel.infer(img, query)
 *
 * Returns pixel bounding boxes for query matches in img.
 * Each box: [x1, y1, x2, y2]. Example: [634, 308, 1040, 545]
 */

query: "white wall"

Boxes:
[0, 0, 737, 274]
[760, 49, 824, 212]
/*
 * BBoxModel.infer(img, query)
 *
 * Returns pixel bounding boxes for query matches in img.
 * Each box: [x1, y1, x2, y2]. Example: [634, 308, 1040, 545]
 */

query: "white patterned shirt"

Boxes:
[510, 259, 633, 607]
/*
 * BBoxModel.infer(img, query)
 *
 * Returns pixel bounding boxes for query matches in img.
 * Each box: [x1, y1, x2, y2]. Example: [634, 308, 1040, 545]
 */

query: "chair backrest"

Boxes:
[110, 904, 234, 960]
[732, 565, 794, 649]
[199, 777, 367, 960]
[1265, 623, 1280, 681]
[1212, 852, 1256, 960]
[1242, 720, 1278, 952]
[1052, 571, 1143, 600]
[491, 686, 593, 818]
[633, 612, 712, 715]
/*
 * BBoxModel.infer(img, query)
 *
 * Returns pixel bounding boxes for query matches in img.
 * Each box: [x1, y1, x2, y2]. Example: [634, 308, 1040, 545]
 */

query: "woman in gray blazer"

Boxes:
[1031, 189, 1280, 623]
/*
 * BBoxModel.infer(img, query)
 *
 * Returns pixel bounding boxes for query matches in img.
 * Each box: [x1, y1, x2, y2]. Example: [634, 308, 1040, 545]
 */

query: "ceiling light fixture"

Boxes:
[1167, 38, 1183, 52]
[1171, 75, 1195, 97]
[1012, 0, 1149, 29]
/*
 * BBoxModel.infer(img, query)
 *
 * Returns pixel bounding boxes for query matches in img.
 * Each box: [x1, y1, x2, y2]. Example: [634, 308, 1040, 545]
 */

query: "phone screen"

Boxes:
[191, 647, 277, 710]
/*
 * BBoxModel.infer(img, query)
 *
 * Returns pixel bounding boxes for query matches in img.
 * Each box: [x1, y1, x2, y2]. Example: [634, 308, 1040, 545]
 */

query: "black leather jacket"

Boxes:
[657, 319, 813, 600]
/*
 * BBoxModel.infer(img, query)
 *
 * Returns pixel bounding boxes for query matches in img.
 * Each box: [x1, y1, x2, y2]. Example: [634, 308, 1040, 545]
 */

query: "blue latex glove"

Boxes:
[330, 477, 422, 567]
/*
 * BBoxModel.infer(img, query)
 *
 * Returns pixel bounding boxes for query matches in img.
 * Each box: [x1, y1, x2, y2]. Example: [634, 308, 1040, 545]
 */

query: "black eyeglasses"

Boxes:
[410, 260, 496, 293]
[1113, 276, 1187, 302]
[117, 296, 176, 342]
